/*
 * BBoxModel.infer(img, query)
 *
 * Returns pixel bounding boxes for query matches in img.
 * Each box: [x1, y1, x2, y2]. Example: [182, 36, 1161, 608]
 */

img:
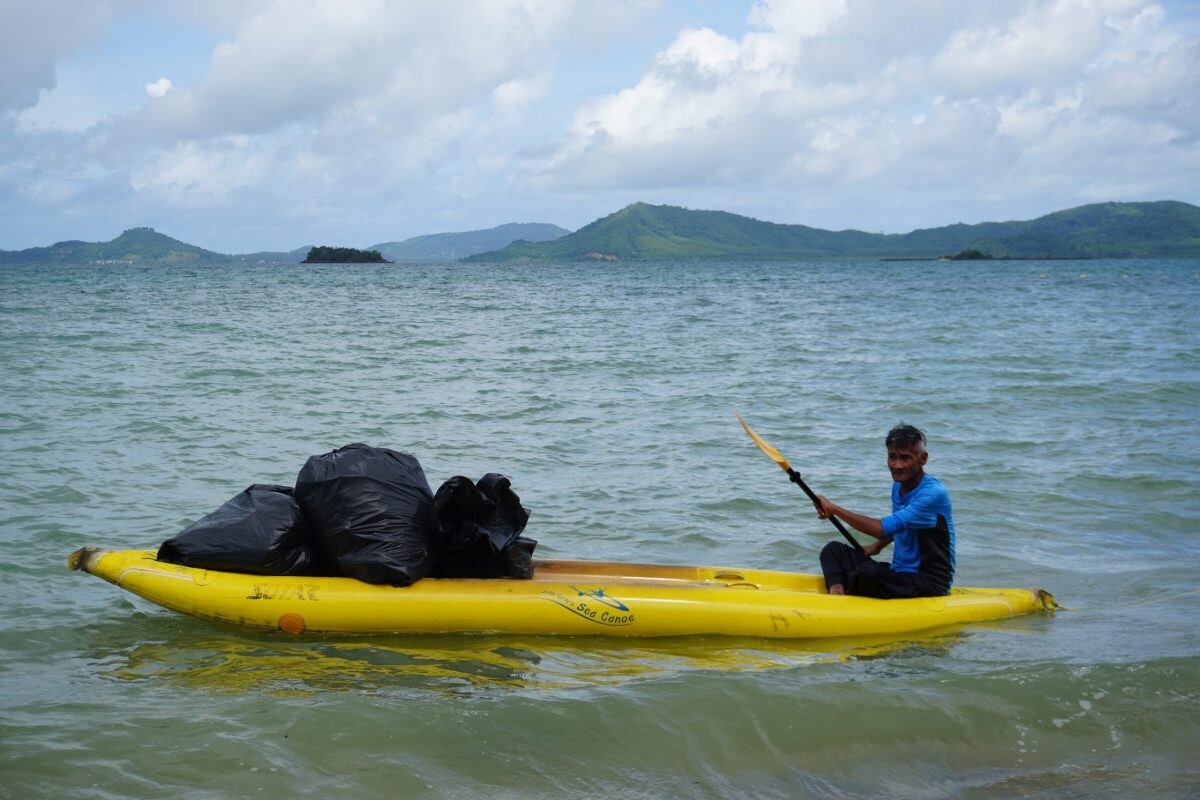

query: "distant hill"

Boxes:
[232, 245, 313, 264]
[0, 221, 569, 266]
[4, 203, 1197, 266]
[466, 201, 1200, 261]
[0, 227, 228, 265]
[371, 222, 570, 262]
[0, 221, 570, 266]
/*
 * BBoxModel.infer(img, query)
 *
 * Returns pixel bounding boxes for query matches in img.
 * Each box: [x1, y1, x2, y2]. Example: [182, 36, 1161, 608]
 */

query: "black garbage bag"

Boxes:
[294, 443, 435, 586]
[431, 472, 535, 578]
[157, 484, 319, 575]
[501, 536, 538, 579]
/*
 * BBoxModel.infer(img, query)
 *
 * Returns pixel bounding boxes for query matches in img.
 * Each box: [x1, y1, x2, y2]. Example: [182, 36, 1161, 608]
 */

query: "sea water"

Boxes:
[1, 258, 1197, 798]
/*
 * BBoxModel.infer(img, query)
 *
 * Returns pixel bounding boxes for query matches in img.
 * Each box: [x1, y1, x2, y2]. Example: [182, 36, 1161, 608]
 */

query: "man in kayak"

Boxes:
[815, 424, 955, 598]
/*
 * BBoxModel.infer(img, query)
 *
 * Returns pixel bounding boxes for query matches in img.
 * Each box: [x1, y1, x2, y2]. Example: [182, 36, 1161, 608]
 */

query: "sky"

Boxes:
[2, 0, 1198, 253]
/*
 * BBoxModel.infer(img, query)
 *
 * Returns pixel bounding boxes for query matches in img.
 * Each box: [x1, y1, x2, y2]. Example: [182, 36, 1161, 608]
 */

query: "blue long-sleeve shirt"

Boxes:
[881, 474, 956, 586]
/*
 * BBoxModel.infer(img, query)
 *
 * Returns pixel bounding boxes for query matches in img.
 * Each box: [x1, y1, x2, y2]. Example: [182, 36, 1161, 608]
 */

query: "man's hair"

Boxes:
[886, 423, 926, 451]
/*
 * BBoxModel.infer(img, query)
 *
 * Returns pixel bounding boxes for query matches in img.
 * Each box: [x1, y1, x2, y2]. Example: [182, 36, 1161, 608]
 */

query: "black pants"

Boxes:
[819, 541, 947, 599]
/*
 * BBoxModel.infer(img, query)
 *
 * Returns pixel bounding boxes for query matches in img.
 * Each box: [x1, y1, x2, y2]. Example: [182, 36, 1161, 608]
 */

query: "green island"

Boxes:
[302, 246, 390, 264]
[946, 249, 993, 260]
[0, 226, 227, 266]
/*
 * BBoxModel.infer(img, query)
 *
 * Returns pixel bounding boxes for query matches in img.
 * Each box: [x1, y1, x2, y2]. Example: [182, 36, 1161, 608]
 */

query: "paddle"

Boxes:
[736, 412, 864, 553]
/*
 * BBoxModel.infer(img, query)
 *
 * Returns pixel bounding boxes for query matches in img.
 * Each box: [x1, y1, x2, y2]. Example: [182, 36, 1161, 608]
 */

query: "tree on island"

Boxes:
[946, 249, 993, 260]
[303, 246, 390, 263]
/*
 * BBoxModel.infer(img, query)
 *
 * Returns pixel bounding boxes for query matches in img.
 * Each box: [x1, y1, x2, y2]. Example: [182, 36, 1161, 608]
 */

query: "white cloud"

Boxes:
[931, 1, 1132, 94]
[996, 88, 1083, 141]
[491, 73, 553, 123]
[130, 136, 267, 203]
[0, 0, 594, 248]
[64, 0, 592, 243]
[145, 78, 172, 98]
[117, 0, 574, 142]
[537, 0, 1200, 228]
[0, 1, 120, 113]
[747, 0, 847, 40]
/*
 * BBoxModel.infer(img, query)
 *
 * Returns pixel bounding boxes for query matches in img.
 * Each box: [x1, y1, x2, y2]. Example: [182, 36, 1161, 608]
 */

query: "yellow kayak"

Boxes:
[69, 547, 1056, 638]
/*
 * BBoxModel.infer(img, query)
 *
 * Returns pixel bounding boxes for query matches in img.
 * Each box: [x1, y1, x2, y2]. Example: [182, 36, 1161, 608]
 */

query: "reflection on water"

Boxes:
[88, 623, 971, 696]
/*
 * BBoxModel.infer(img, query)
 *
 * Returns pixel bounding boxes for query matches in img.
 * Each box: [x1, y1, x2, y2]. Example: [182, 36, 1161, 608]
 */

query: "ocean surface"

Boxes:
[1, 257, 1197, 799]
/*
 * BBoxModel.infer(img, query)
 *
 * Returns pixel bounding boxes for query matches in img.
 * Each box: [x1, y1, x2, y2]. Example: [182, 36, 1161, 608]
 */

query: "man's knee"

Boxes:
[820, 541, 855, 560]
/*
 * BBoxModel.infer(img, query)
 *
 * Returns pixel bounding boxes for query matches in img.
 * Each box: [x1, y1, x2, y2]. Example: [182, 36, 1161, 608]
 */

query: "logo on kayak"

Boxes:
[541, 585, 635, 626]
[246, 583, 319, 601]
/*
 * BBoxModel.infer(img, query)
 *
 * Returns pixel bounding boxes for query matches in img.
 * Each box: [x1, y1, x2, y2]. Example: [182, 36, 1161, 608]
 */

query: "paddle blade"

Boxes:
[736, 412, 792, 472]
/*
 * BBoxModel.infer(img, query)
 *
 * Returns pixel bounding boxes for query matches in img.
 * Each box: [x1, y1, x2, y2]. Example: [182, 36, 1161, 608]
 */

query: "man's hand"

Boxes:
[812, 497, 887, 539]
[814, 495, 835, 520]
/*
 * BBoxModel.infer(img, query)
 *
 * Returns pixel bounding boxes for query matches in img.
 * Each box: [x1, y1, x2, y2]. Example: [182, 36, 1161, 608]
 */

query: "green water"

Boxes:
[1, 259, 1198, 798]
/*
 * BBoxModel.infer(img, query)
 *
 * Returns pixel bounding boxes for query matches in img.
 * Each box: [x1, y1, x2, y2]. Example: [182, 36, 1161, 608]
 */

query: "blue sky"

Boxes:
[2, 0, 1198, 252]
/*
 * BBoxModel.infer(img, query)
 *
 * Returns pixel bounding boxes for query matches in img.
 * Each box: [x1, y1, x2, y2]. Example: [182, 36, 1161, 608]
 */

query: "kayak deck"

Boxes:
[69, 547, 1056, 638]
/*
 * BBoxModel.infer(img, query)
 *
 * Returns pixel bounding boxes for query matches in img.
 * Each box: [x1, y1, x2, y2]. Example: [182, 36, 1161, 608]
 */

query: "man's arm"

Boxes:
[816, 496, 887, 540]
[860, 537, 892, 557]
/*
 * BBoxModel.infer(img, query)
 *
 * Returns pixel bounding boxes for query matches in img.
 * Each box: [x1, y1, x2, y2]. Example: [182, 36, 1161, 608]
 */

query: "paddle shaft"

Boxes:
[786, 467, 864, 553]
[735, 412, 865, 554]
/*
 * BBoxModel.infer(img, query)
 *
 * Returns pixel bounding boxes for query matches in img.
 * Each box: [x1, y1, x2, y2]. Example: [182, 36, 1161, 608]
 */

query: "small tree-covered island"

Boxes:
[946, 249, 994, 260]
[302, 246, 391, 263]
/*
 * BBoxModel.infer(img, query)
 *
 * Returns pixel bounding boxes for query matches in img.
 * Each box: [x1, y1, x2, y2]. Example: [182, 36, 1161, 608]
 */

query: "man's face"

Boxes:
[887, 443, 928, 486]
